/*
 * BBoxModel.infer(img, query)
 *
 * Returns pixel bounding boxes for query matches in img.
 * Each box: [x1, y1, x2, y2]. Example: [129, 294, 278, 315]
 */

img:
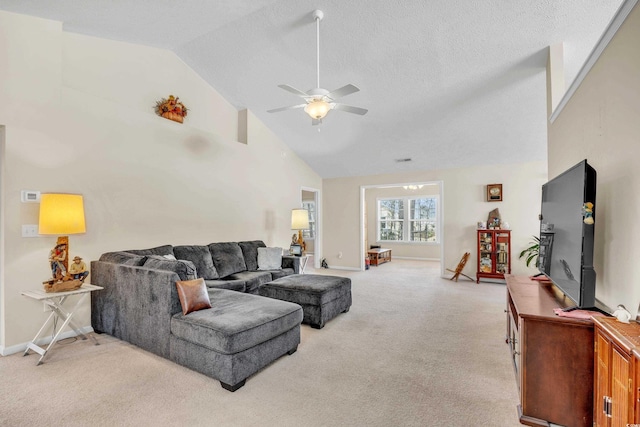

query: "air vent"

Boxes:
[395, 158, 412, 163]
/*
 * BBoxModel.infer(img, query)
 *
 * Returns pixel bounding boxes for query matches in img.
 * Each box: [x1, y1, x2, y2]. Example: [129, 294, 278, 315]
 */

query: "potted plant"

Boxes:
[519, 235, 540, 267]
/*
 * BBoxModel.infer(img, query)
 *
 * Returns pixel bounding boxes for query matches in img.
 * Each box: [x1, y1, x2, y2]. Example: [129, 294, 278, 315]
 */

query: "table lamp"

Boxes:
[291, 208, 310, 254]
[39, 193, 86, 284]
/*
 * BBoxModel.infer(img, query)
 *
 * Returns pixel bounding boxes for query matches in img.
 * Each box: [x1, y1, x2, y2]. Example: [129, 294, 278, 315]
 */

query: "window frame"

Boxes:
[301, 201, 316, 240]
[377, 198, 404, 242]
[376, 195, 439, 244]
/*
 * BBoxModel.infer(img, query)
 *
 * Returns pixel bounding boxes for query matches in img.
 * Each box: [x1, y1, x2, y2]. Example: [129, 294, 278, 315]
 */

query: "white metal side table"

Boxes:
[21, 283, 103, 365]
[299, 255, 310, 274]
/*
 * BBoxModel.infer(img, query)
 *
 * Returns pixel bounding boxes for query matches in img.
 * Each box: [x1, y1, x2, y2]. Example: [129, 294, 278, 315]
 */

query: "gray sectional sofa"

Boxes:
[91, 240, 303, 391]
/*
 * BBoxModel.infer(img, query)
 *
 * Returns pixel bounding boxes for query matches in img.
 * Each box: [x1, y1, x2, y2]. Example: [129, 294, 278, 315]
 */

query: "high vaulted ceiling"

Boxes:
[0, 0, 623, 178]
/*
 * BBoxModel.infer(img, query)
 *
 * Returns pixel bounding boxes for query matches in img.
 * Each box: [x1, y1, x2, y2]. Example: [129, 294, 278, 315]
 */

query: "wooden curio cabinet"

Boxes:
[477, 229, 511, 283]
[593, 316, 640, 427]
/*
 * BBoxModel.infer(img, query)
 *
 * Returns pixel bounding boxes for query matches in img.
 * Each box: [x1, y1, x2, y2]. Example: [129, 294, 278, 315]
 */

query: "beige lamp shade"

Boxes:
[291, 208, 310, 230]
[39, 193, 86, 235]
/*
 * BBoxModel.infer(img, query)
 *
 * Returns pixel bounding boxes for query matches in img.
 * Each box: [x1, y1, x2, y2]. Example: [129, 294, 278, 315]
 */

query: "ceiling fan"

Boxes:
[267, 9, 368, 125]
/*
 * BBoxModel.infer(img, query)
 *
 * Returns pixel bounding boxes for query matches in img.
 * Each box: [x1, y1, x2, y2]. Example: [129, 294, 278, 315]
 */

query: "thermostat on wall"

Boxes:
[21, 190, 41, 203]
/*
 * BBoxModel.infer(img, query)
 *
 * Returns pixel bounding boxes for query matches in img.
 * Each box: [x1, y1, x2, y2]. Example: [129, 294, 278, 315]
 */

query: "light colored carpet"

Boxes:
[0, 260, 520, 426]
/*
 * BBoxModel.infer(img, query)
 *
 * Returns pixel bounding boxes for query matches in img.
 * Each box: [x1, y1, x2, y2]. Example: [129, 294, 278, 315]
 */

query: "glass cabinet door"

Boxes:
[496, 232, 510, 274]
[478, 232, 493, 273]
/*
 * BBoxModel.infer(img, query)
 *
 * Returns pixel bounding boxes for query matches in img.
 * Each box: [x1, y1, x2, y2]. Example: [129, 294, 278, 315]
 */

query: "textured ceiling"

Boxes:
[0, 0, 623, 178]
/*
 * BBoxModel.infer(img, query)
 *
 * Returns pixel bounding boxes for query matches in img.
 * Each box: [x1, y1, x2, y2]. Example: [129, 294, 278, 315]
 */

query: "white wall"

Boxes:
[0, 11, 321, 351]
[323, 161, 547, 277]
[548, 3, 640, 313]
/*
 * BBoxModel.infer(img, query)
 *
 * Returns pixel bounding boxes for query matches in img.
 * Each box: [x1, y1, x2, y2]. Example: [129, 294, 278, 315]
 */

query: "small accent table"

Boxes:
[299, 255, 310, 274]
[22, 283, 103, 365]
[368, 248, 392, 266]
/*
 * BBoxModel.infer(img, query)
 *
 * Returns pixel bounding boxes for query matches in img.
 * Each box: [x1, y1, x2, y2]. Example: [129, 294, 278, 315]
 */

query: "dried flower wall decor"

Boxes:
[154, 95, 188, 123]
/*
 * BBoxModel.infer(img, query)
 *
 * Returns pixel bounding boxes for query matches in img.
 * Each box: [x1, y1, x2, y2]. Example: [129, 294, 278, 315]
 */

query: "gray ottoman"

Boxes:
[259, 274, 352, 329]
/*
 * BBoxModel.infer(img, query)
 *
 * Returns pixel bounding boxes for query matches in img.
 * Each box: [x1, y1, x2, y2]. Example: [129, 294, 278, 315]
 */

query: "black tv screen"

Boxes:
[539, 160, 597, 309]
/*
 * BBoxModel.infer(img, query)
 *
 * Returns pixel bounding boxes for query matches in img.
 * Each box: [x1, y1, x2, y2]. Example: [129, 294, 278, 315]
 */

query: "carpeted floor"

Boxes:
[0, 260, 521, 426]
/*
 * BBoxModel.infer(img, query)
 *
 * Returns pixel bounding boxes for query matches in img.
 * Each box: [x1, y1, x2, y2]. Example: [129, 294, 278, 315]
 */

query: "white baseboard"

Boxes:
[394, 256, 440, 261]
[476, 279, 506, 285]
[439, 274, 476, 282]
[323, 258, 440, 271]
[0, 326, 94, 356]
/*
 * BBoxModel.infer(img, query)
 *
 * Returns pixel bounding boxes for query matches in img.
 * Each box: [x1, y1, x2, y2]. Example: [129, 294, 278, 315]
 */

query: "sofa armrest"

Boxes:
[90, 261, 182, 358]
[281, 255, 301, 274]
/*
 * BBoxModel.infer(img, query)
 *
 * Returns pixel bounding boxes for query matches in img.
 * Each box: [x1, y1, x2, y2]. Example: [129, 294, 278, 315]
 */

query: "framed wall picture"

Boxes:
[487, 184, 503, 202]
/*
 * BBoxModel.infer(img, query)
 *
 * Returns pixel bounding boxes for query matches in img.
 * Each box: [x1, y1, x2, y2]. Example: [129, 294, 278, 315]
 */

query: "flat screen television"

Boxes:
[538, 159, 597, 309]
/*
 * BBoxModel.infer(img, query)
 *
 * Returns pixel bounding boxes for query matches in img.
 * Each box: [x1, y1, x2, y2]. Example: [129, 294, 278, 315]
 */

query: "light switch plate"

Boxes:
[22, 224, 38, 237]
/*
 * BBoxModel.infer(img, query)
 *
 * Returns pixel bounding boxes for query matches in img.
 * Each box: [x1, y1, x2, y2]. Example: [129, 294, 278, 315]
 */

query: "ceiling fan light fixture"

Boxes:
[304, 99, 330, 120]
[268, 10, 366, 123]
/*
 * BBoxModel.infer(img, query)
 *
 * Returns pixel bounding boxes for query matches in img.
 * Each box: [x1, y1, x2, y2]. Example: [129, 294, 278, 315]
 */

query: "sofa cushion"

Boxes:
[208, 242, 247, 278]
[99, 251, 147, 266]
[257, 247, 283, 271]
[204, 279, 246, 293]
[226, 271, 272, 294]
[126, 245, 175, 257]
[174, 245, 219, 280]
[238, 240, 266, 271]
[171, 288, 303, 354]
[176, 278, 212, 315]
[144, 256, 197, 281]
[269, 268, 295, 279]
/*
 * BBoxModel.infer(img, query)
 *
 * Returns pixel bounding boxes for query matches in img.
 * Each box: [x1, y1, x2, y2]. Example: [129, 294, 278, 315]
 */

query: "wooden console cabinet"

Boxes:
[505, 275, 595, 427]
[593, 316, 640, 426]
[636, 347, 640, 424]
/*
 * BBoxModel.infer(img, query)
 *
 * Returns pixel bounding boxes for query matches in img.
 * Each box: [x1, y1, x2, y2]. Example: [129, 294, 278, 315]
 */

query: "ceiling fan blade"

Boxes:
[278, 84, 310, 98]
[267, 104, 306, 113]
[326, 84, 360, 100]
[333, 103, 368, 115]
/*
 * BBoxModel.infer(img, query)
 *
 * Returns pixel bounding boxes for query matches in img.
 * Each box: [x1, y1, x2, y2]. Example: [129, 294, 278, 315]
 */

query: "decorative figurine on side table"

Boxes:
[49, 243, 68, 282]
[43, 238, 88, 293]
[69, 256, 89, 282]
